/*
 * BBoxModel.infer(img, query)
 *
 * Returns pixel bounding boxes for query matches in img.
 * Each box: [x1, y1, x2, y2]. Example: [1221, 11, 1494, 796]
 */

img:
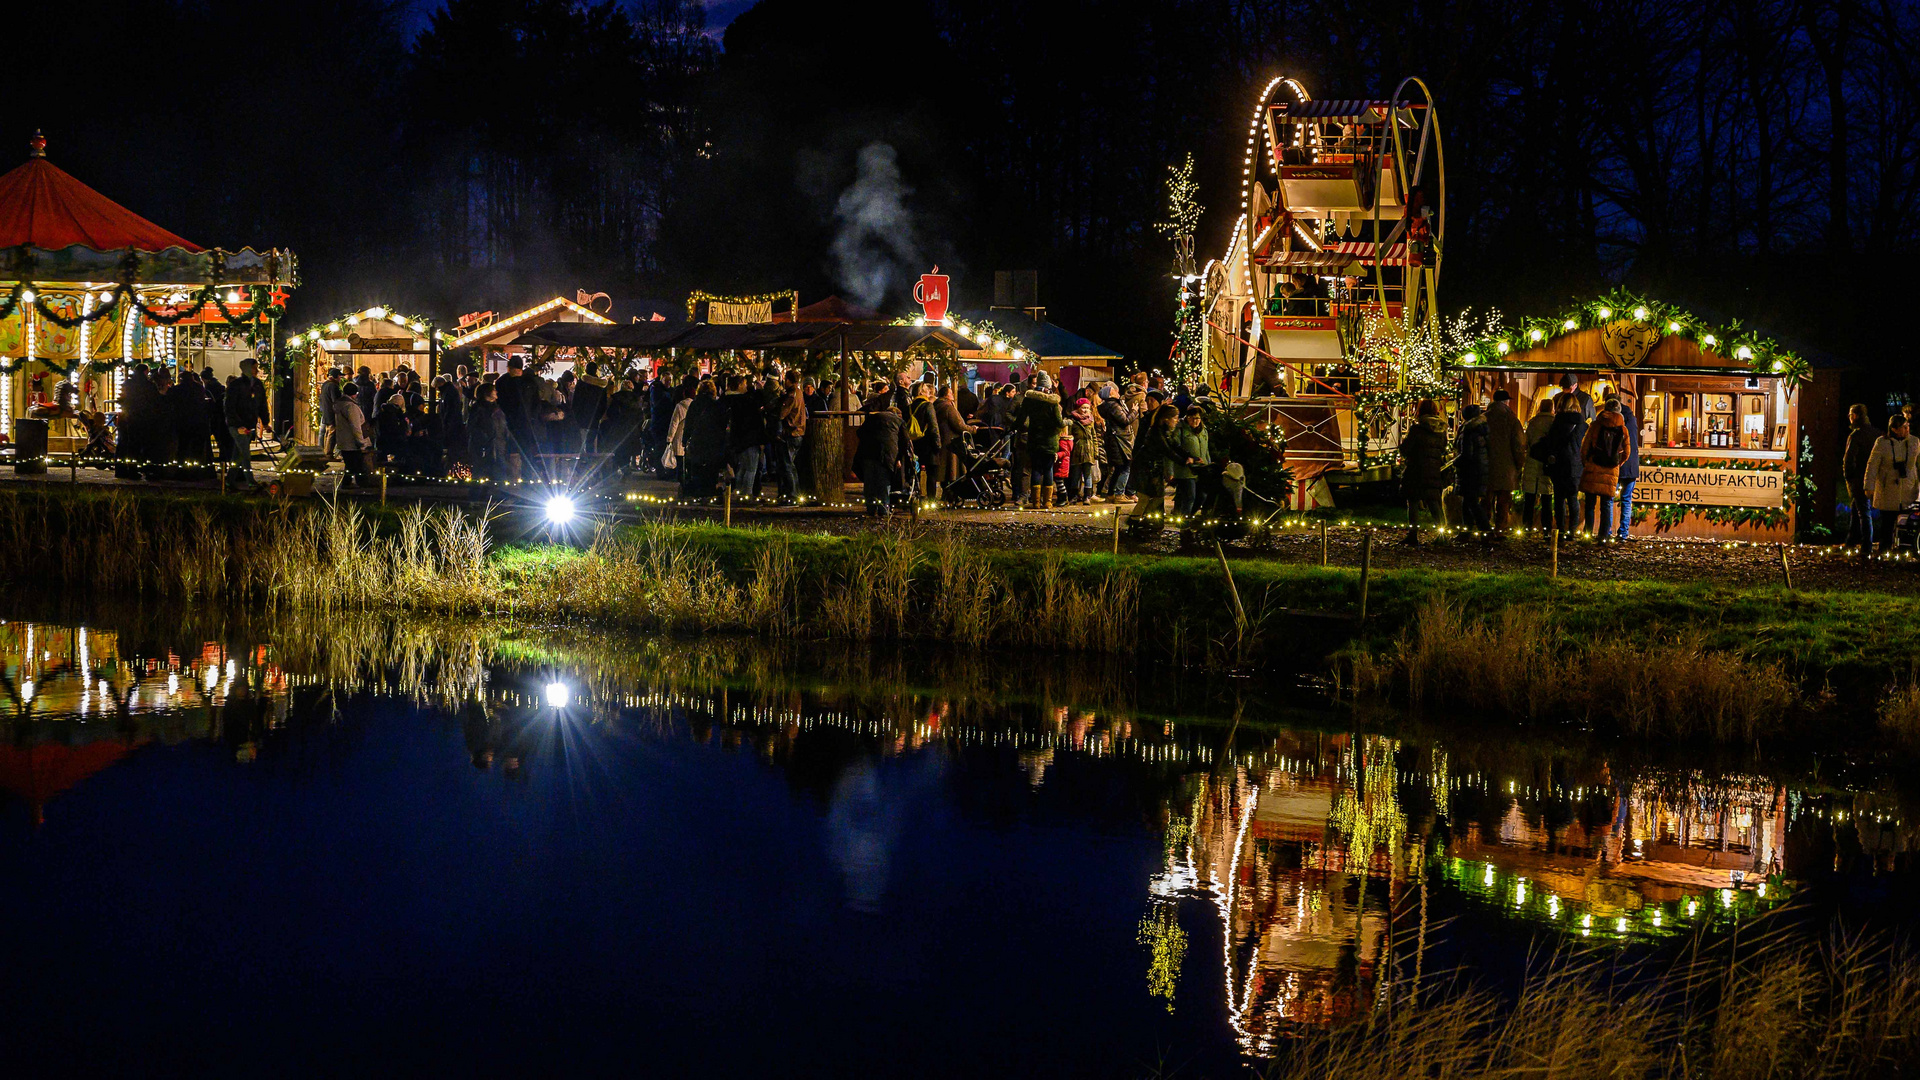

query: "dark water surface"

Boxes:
[0, 611, 1912, 1077]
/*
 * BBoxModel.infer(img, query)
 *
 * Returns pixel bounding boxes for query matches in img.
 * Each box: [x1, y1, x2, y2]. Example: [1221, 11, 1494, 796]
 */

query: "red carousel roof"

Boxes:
[0, 133, 201, 253]
[0, 741, 133, 825]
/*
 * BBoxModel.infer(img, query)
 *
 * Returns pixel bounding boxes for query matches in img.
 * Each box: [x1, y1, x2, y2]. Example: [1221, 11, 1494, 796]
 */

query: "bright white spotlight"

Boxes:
[544, 682, 570, 708]
[544, 495, 576, 525]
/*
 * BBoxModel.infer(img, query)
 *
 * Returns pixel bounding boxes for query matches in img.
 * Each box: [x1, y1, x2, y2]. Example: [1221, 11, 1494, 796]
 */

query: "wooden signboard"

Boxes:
[707, 300, 773, 325]
[1635, 463, 1785, 509]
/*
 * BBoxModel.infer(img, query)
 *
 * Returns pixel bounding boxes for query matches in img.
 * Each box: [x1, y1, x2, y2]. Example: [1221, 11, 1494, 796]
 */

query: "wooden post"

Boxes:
[379, 469, 386, 507]
[1320, 518, 1328, 566]
[1214, 540, 1248, 639]
[1778, 542, 1794, 593]
[1111, 504, 1123, 556]
[723, 483, 732, 528]
[1359, 529, 1373, 623]
[1549, 523, 1558, 579]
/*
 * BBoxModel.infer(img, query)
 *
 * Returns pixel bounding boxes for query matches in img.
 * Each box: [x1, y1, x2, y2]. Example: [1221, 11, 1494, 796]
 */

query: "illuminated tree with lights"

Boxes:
[1156, 153, 1205, 384]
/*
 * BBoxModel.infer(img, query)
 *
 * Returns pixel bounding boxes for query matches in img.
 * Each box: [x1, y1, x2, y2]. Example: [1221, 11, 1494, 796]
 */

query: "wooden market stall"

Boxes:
[447, 296, 615, 376]
[0, 133, 294, 463]
[1449, 297, 1811, 541]
[286, 306, 445, 445]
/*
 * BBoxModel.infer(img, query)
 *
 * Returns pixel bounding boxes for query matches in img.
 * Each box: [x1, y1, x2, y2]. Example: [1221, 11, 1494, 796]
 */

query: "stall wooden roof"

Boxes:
[1466, 327, 1770, 378]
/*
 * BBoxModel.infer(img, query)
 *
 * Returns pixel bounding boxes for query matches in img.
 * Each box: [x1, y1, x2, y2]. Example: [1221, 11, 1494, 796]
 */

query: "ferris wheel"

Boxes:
[1204, 75, 1446, 472]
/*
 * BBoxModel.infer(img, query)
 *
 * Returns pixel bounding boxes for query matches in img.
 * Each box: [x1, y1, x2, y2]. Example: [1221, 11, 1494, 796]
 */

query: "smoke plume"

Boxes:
[829, 143, 919, 307]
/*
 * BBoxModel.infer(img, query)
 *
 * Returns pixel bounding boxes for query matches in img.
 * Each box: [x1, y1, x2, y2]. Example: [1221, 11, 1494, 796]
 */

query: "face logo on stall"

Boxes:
[1602, 319, 1661, 368]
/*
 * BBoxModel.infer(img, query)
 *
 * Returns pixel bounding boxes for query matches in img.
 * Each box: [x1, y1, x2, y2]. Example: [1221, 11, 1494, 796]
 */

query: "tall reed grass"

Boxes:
[1341, 596, 1794, 741]
[1269, 921, 1920, 1080]
[0, 489, 1136, 656]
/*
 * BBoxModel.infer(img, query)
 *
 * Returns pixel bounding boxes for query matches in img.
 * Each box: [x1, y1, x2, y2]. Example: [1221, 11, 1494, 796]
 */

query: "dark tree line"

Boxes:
[9, 0, 1920, 380]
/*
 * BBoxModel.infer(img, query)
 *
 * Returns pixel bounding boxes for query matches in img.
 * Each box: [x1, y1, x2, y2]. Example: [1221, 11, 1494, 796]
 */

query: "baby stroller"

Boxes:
[944, 428, 1010, 507]
[1180, 459, 1286, 546]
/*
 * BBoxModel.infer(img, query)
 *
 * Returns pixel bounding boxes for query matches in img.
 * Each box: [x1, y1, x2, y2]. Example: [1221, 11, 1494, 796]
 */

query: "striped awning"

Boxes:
[1272, 100, 1423, 123]
[1324, 239, 1411, 265]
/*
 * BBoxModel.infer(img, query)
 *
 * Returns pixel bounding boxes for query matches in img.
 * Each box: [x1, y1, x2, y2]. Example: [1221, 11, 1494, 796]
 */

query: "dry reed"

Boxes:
[1268, 923, 1920, 1080]
[0, 489, 1139, 657]
[1343, 596, 1793, 740]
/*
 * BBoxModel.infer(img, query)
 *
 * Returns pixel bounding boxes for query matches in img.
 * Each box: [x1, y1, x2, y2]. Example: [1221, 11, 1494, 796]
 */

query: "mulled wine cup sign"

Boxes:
[915, 268, 950, 323]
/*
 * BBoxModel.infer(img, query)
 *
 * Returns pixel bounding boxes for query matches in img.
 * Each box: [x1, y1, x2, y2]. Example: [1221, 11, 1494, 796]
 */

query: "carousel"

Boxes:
[0, 133, 293, 466]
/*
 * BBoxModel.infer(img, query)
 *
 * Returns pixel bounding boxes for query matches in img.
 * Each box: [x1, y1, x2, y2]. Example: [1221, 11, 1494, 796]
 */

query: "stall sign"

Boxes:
[345, 333, 421, 352]
[707, 300, 773, 324]
[1635, 464, 1785, 508]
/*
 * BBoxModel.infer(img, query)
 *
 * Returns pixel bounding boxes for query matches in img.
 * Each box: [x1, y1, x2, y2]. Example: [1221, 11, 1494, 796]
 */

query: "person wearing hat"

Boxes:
[1015, 371, 1064, 509]
[224, 357, 272, 486]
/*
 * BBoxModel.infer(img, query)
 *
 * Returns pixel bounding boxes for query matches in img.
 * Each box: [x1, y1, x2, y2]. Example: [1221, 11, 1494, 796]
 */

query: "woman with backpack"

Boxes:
[1579, 398, 1629, 540]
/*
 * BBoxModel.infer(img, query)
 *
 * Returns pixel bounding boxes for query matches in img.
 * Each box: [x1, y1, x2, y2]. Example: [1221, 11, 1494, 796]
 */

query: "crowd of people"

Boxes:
[105, 358, 274, 485]
[318, 356, 651, 485]
[1398, 372, 1641, 545]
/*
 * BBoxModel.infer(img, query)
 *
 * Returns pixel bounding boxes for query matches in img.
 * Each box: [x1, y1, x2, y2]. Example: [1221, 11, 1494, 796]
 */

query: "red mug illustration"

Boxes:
[914, 267, 950, 322]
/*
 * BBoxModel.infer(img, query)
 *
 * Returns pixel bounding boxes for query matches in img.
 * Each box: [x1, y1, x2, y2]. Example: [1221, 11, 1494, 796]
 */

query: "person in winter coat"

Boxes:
[1611, 393, 1642, 541]
[1484, 389, 1527, 531]
[1398, 398, 1450, 542]
[681, 379, 728, 498]
[1579, 398, 1630, 540]
[1519, 397, 1557, 535]
[171, 369, 215, 470]
[767, 370, 808, 503]
[1066, 398, 1100, 503]
[1864, 412, 1920, 555]
[647, 375, 686, 476]
[1844, 404, 1880, 549]
[331, 385, 374, 484]
[855, 399, 911, 515]
[1454, 403, 1492, 533]
[224, 358, 272, 485]
[1127, 405, 1179, 531]
[372, 393, 410, 472]
[933, 383, 974, 496]
[570, 365, 608, 453]
[908, 382, 940, 498]
[466, 383, 507, 483]
[1169, 405, 1212, 519]
[720, 374, 763, 499]
[1097, 383, 1138, 501]
[1538, 397, 1588, 541]
[432, 375, 469, 468]
[1016, 373, 1065, 509]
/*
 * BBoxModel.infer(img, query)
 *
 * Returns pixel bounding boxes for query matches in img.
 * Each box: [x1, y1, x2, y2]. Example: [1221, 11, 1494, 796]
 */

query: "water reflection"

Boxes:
[0, 612, 1914, 1067]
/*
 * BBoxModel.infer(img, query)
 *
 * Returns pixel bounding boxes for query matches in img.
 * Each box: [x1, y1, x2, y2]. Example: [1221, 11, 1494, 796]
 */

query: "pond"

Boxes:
[0, 609, 1911, 1076]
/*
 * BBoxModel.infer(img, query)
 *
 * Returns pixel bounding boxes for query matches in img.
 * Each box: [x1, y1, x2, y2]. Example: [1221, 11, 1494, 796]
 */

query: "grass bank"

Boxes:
[4, 487, 1918, 740]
